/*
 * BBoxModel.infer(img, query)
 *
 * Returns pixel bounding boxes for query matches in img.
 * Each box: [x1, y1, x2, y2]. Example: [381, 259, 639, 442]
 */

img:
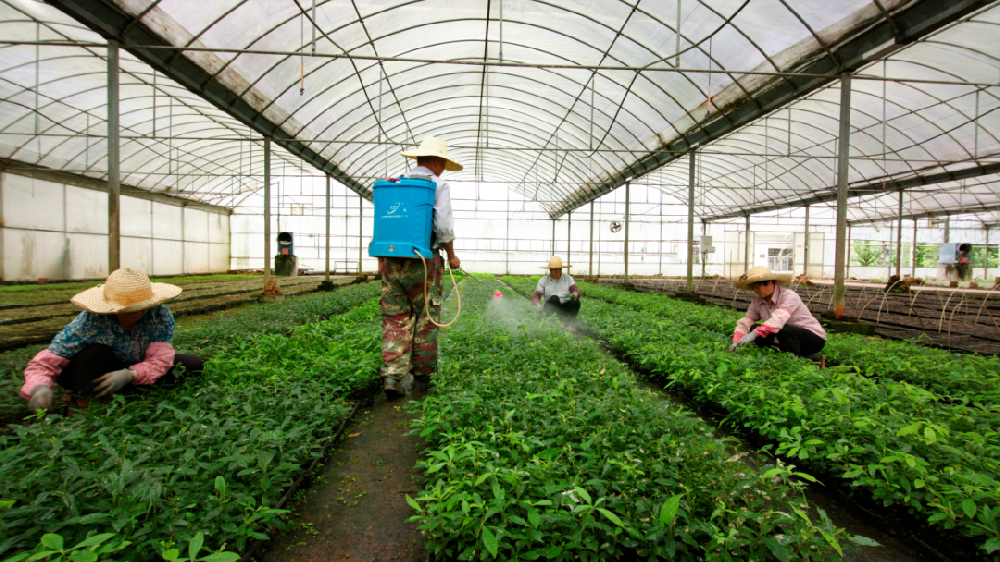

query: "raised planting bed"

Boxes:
[409, 278, 875, 560]
[556, 281, 1000, 558]
[0, 276, 356, 353]
[0, 288, 383, 560]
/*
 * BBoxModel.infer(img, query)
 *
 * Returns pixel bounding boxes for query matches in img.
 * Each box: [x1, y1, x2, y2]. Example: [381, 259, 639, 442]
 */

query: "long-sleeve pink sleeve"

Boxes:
[130, 342, 176, 385]
[755, 307, 791, 337]
[733, 316, 756, 342]
[20, 349, 70, 399]
[532, 291, 542, 305]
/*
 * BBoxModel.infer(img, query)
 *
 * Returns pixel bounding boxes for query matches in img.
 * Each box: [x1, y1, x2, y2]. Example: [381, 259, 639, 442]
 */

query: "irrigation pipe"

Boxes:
[415, 249, 461, 327]
[238, 399, 364, 562]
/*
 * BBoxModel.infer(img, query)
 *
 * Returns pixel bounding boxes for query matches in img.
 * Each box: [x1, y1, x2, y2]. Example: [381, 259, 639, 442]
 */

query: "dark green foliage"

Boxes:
[411, 278, 859, 560]
[0, 289, 382, 560]
[538, 279, 1000, 553]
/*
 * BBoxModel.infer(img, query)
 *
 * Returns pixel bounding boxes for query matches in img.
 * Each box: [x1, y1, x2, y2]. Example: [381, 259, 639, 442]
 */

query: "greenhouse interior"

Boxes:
[1, 0, 1000, 560]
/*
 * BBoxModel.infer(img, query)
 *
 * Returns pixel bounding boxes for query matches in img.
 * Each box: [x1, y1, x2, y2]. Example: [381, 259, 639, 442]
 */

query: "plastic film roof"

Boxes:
[1, 0, 998, 223]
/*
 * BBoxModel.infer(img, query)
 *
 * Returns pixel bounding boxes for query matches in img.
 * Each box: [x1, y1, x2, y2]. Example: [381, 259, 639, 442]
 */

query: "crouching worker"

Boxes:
[532, 257, 581, 322]
[729, 266, 826, 357]
[21, 268, 203, 412]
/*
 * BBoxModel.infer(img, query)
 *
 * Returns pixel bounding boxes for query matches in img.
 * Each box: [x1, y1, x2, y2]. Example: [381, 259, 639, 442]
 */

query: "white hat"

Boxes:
[734, 266, 792, 290]
[401, 136, 463, 172]
[71, 268, 182, 314]
[541, 256, 570, 269]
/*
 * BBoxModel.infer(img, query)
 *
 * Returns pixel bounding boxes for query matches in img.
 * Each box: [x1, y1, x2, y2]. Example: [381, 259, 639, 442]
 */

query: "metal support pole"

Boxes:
[589, 201, 594, 278]
[744, 215, 750, 274]
[551, 219, 556, 256]
[358, 195, 363, 275]
[833, 73, 851, 318]
[896, 190, 903, 278]
[107, 39, 120, 272]
[944, 217, 950, 244]
[323, 174, 331, 284]
[686, 151, 696, 291]
[567, 211, 571, 269]
[912, 219, 918, 278]
[700, 220, 707, 280]
[803, 205, 810, 277]
[624, 182, 630, 281]
[984, 227, 990, 280]
[263, 137, 271, 285]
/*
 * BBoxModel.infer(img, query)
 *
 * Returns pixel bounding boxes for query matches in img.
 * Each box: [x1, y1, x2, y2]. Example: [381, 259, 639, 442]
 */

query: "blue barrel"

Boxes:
[368, 177, 437, 258]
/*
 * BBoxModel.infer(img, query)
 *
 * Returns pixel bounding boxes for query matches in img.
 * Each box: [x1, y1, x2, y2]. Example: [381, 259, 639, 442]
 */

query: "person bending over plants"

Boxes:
[20, 268, 203, 412]
[532, 256, 581, 326]
[729, 266, 826, 357]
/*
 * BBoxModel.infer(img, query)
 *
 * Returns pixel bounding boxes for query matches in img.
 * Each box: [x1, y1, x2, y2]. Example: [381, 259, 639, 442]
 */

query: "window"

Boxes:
[768, 248, 793, 271]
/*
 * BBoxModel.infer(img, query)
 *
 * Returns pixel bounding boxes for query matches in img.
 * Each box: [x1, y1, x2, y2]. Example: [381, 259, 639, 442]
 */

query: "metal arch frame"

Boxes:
[0, 12, 310, 203]
[46, 0, 372, 200]
[549, 0, 997, 217]
[7, 0, 1000, 221]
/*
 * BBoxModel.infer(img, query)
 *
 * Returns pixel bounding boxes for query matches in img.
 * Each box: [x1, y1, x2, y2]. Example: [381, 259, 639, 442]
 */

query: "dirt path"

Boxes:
[260, 393, 428, 562]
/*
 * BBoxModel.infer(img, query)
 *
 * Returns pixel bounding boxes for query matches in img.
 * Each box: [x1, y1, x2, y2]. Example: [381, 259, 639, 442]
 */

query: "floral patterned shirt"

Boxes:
[50, 306, 175, 363]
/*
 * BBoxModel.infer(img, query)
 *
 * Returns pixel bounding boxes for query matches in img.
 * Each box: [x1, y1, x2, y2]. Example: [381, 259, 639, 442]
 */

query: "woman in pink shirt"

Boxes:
[729, 266, 826, 357]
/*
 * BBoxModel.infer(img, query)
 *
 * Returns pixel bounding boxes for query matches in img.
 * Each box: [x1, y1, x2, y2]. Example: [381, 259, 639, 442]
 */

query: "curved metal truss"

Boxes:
[0, 0, 998, 224]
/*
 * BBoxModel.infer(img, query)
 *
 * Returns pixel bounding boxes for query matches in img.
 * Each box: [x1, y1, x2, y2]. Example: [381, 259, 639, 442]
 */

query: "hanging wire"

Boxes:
[299, 12, 305, 95]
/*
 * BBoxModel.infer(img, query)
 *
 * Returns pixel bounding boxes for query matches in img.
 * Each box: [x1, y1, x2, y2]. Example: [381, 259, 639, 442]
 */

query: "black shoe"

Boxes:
[411, 376, 434, 392]
[383, 377, 407, 401]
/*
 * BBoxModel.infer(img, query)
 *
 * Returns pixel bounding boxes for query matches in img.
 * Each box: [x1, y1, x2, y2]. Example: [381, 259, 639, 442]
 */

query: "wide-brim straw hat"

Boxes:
[734, 266, 792, 290]
[401, 135, 463, 172]
[541, 256, 570, 269]
[71, 268, 182, 314]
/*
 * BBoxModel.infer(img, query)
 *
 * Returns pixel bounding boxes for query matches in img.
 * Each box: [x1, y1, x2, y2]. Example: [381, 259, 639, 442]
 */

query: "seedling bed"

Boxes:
[546, 279, 1000, 558]
[500, 277, 946, 562]
[610, 278, 1000, 355]
[0, 276, 356, 353]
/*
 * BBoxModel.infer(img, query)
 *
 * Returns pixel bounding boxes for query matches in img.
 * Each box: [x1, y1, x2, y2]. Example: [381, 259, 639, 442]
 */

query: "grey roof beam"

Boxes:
[704, 161, 1000, 222]
[847, 203, 1000, 226]
[551, 0, 994, 219]
[46, 0, 371, 200]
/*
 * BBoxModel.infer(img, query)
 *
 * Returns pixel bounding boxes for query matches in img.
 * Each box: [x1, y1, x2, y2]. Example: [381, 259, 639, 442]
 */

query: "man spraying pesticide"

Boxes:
[369, 136, 462, 400]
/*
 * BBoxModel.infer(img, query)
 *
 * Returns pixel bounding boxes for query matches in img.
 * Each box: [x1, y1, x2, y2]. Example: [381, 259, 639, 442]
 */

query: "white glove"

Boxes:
[570, 293, 580, 301]
[26, 386, 52, 412]
[536, 303, 544, 313]
[734, 331, 759, 351]
[95, 368, 136, 398]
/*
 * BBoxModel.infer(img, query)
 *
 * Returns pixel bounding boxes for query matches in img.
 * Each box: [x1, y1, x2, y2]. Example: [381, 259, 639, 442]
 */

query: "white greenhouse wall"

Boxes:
[0, 171, 230, 281]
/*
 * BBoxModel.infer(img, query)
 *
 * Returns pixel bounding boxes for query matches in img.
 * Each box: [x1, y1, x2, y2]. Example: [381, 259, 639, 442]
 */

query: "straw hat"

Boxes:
[401, 136, 463, 172]
[541, 256, 570, 269]
[71, 268, 182, 314]
[734, 266, 792, 290]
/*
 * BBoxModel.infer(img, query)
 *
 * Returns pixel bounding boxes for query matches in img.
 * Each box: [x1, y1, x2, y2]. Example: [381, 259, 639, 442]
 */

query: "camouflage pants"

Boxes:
[380, 254, 443, 381]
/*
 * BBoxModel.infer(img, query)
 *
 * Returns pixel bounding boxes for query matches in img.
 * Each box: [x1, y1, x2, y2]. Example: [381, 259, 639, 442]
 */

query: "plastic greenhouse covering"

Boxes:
[0, 0, 998, 227]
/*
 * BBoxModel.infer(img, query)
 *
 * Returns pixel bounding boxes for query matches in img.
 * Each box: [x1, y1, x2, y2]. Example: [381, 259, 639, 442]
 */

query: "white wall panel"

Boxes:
[152, 204, 183, 241]
[121, 235, 153, 272]
[184, 208, 210, 243]
[1, 172, 230, 281]
[184, 242, 210, 273]
[152, 239, 183, 276]
[121, 197, 153, 238]
[3, 174, 64, 232]
[65, 185, 107, 234]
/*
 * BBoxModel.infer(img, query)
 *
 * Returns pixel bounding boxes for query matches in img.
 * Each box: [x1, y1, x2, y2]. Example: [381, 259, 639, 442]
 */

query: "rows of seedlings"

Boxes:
[503, 277, 999, 557]
[409, 277, 873, 560]
[0, 282, 383, 560]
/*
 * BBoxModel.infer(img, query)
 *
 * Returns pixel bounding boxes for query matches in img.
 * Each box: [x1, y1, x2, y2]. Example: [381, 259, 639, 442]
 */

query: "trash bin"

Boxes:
[278, 232, 294, 256]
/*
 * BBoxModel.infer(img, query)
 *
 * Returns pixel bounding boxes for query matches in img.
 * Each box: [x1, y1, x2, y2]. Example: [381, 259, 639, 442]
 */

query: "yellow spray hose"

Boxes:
[414, 249, 461, 328]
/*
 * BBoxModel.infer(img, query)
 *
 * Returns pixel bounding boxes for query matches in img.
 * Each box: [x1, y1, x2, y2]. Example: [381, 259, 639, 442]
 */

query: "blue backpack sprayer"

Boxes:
[368, 176, 461, 326]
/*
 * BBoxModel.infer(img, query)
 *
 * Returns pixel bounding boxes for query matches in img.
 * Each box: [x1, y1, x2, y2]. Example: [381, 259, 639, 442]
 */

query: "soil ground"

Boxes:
[260, 392, 428, 562]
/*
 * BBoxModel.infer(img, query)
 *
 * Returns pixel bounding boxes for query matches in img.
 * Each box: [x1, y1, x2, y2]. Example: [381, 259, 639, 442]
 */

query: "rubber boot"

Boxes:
[383, 376, 406, 401]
